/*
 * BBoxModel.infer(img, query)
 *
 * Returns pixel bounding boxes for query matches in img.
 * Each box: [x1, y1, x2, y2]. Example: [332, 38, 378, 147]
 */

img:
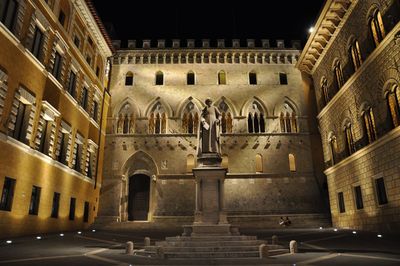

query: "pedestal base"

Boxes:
[183, 223, 233, 236]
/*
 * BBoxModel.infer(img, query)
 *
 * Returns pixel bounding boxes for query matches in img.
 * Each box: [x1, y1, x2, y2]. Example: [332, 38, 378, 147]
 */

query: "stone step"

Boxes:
[144, 245, 262, 253]
[135, 248, 289, 259]
[156, 240, 266, 247]
[165, 235, 258, 242]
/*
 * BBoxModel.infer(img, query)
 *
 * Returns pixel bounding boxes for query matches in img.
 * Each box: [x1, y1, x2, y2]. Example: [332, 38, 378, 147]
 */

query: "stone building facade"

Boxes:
[97, 38, 331, 229]
[298, 0, 400, 232]
[0, 0, 112, 238]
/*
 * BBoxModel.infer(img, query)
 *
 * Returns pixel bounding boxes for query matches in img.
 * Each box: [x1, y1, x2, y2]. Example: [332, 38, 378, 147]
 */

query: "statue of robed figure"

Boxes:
[197, 99, 222, 160]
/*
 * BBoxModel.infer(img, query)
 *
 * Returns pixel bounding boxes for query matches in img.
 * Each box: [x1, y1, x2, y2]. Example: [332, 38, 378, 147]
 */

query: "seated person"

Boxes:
[279, 217, 285, 226]
[284, 216, 292, 226]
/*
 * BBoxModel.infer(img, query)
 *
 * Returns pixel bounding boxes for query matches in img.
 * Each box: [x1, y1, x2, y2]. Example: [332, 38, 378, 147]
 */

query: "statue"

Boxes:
[197, 98, 222, 157]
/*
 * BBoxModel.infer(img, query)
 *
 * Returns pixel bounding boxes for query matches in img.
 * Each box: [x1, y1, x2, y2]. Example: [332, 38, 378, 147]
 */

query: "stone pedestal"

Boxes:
[189, 153, 231, 235]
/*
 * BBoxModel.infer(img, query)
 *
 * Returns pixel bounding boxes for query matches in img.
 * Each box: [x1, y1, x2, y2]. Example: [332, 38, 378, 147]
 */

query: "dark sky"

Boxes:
[92, 1, 325, 47]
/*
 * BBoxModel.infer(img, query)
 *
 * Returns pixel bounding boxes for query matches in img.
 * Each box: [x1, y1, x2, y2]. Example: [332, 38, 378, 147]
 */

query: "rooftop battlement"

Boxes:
[112, 39, 302, 50]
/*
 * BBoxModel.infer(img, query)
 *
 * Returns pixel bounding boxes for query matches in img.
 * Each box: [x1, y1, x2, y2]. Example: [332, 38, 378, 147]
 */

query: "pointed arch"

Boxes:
[113, 97, 141, 118]
[242, 97, 268, 133]
[122, 150, 158, 178]
[144, 97, 173, 118]
[214, 96, 238, 117]
[178, 97, 202, 134]
[176, 96, 204, 117]
[114, 99, 138, 134]
[240, 96, 268, 117]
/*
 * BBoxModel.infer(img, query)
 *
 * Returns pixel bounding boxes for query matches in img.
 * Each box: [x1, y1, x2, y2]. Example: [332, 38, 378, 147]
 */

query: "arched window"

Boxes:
[248, 101, 265, 133]
[125, 72, 133, 86]
[349, 40, 362, 71]
[182, 101, 199, 134]
[288, 154, 296, 172]
[255, 154, 263, 173]
[186, 154, 195, 173]
[329, 135, 338, 165]
[291, 112, 298, 133]
[344, 123, 355, 156]
[386, 85, 400, 129]
[249, 71, 257, 85]
[155, 71, 164, 85]
[149, 102, 167, 134]
[187, 71, 195, 85]
[321, 77, 329, 105]
[248, 113, 254, 133]
[222, 154, 228, 170]
[218, 71, 226, 85]
[116, 103, 135, 134]
[363, 107, 377, 144]
[218, 99, 233, 133]
[221, 112, 227, 133]
[334, 60, 344, 89]
[226, 113, 233, 133]
[370, 10, 386, 47]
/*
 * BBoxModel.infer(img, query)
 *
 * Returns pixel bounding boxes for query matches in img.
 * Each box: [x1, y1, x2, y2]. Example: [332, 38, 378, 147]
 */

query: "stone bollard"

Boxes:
[157, 246, 165, 259]
[125, 241, 134, 255]
[290, 240, 298, 254]
[144, 237, 151, 246]
[271, 235, 278, 245]
[259, 244, 269, 258]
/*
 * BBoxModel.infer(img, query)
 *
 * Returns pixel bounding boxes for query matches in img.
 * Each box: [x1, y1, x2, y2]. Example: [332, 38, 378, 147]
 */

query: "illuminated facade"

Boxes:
[298, 0, 400, 232]
[0, 0, 112, 238]
[96, 39, 331, 228]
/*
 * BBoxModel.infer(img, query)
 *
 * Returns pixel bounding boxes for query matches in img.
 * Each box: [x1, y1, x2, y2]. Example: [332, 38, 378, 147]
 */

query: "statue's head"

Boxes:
[205, 98, 212, 106]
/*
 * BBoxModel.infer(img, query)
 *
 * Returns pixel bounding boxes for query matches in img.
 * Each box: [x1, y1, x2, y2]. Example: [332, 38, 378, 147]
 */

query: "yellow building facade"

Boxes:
[0, 0, 112, 238]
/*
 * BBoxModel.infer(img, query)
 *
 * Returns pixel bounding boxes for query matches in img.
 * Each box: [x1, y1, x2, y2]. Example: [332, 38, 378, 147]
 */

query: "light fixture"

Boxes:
[92, 229, 96, 232]
[6, 240, 12, 244]
[352, 231, 357, 234]
[319, 227, 323, 229]
[36, 236, 42, 240]
[333, 228, 338, 232]
[59, 233, 64, 237]
[308, 27, 315, 34]
[377, 234, 382, 238]
[77, 231, 82, 235]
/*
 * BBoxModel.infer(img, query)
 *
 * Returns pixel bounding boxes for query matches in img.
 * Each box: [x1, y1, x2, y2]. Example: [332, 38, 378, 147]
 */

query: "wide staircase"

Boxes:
[134, 235, 288, 259]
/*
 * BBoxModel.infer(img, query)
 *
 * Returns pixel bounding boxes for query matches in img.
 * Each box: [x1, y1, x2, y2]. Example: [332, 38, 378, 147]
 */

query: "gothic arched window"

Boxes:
[349, 40, 362, 71]
[149, 102, 167, 134]
[386, 85, 400, 129]
[370, 10, 386, 47]
[248, 101, 265, 133]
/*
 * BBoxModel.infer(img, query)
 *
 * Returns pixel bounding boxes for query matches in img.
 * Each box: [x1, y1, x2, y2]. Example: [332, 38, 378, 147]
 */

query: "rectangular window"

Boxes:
[29, 186, 41, 215]
[354, 185, 364, 210]
[249, 72, 257, 85]
[58, 10, 65, 26]
[375, 177, 388, 205]
[69, 197, 76, 220]
[80, 87, 88, 111]
[74, 143, 82, 172]
[0, 177, 16, 211]
[51, 192, 60, 218]
[0, 0, 18, 31]
[92, 101, 98, 121]
[279, 73, 288, 85]
[58, 132, 69, 165]
[31, 27, 44, 60]
[13, 101, 31, 143]
[67, 71, 76, 98]
[338, 192, 345, 213]
[52, 52, 62, 81]
[73, 36, 80, 48]
[39, 120, 51, 154]
[83, 201, 89, 222]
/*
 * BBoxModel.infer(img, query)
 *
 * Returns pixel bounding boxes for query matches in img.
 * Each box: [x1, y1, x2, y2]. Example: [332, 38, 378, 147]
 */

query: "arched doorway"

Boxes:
[128, 174, 150, 221]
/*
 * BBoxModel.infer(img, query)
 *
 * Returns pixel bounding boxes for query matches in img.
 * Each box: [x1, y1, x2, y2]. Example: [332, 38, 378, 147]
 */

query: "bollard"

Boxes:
[271, 235, 278, 245]
[290, 240, 298, 254]
[157, 246, 165, 259]
[144, 237, 151, 246]
[125, 241, 134, 255]
[259, 243, 269, 258]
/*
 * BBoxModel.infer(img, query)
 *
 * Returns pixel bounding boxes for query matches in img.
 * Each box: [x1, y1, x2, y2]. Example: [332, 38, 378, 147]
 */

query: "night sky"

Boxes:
[92, 1, 325, 47]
